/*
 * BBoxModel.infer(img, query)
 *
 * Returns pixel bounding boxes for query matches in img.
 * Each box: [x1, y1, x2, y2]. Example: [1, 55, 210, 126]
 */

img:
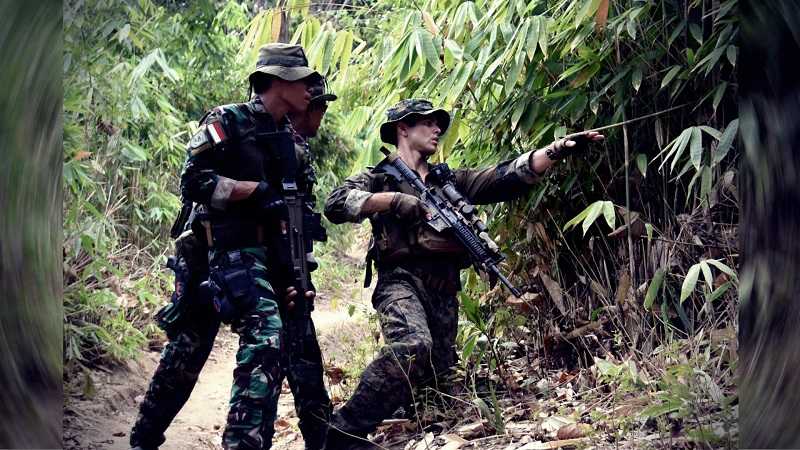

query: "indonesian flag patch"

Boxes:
[207, 121, 227, 145]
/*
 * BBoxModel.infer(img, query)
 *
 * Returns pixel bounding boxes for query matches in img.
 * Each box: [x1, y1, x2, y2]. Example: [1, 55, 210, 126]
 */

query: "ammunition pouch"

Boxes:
[209, 250, 257, 324]
[412, 225, 466, 255]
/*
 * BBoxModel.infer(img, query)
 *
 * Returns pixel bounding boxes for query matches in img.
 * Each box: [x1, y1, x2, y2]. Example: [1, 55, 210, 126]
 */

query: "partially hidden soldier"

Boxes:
[322, 99, 603, 449]
[130, 43, 332, 450]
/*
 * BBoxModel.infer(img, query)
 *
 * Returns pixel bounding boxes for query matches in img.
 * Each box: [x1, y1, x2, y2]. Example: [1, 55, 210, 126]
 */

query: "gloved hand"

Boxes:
[390, 192, 429, 222]
[249, 181, 286, 216]
[545, 131, 604, 160]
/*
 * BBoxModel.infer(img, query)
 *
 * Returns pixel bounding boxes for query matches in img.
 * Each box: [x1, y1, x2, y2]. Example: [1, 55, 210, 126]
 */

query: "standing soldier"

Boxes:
[130, 43, 331, 450]
[322, 99, 603, 449]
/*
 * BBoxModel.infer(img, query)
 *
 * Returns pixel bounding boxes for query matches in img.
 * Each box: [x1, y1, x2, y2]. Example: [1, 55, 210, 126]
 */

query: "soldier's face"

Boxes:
[402, 118, 441, 155]
[278, 78, 312, 114]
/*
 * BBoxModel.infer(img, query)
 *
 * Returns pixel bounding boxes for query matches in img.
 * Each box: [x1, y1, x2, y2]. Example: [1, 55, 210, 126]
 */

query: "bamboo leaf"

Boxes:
[708, 282, 731, 302]
[644, 268, 665, 309]
[690, 127, 703, 170]
[582, 201, 605, 236]
[681, 264, 701, 303]
[504, 50, 525, 95]
[417, 28, 441, 71]
[631, 67, 642, 92]
[713, 119, 739, 165]
[422, 10, 440, 36]
[660, 66, 681, 90]
[636, 153, 647, 177]
[700, 261, 714, 289]
[727, 45, 737, 67]
[706, 259, 738, 281]
[526, 17, 540, 59]
[538, 17, 549, 58]
[602, 201, 615, 229]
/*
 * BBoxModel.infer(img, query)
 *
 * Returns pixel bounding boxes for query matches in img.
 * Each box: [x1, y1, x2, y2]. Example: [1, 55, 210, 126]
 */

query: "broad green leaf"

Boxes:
[417, 28, 441, 71]
[626, 18, 637, 40]
[690, 127, 703, 170]
[708, 282, 731, 302]
[726, 45, 737, 67]
[526, 16, 540, 59]
[713, 119, 739, 165]
[700, 165, 712, 200]
[700, 261, 714, 289]
[660, 66, 681, 90]
[504, 51, 525, 95]
[644, 268, 665, 309]
[602, 201, 615, 228]
[706, 259, 738, 281]
[563, 203, 592, 232]
[538, 17, 549, 58]
[681, 264, 701, 303]
[582, 201, 605, 236]
[689, 23, 703, 44]
[699, 126, 722, 140]
[636, 153, 647, 177]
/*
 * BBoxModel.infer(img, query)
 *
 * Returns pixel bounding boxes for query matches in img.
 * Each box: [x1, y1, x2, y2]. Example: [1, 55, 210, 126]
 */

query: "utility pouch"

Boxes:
[414, 225, 466, 255]
[210, 253, 255, 324]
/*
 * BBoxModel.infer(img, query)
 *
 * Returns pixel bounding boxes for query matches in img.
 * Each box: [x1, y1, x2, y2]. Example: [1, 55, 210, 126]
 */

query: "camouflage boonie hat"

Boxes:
[249, 43, 321, 84]
[309, 78, 337, 105]
[379, 99, 450, 145]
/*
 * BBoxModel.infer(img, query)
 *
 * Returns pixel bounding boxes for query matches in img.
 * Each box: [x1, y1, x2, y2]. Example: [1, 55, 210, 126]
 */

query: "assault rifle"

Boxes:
[378, 147, 522, 298]
[258, 131, 313, 354]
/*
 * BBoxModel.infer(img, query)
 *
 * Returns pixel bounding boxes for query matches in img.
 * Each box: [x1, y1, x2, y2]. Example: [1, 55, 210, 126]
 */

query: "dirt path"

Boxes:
[64, 290, 374, 450]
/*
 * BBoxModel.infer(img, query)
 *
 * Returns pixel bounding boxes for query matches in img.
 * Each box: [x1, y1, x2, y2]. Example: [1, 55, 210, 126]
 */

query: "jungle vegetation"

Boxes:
[64, 0, 740, 446]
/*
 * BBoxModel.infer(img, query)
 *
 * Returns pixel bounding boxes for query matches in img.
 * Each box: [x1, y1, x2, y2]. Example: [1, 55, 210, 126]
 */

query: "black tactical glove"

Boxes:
[390, 192, 428, 221]
[249, 181, 286, 216]
[545, 132, 596, 160]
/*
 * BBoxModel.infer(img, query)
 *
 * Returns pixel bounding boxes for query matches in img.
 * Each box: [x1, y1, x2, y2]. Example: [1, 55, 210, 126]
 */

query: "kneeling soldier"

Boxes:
[322, 99, 602, 449]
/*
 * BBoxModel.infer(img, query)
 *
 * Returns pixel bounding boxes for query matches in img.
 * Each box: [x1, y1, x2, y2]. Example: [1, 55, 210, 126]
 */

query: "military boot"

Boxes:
[323, 427, 378, 450]
[131, 446, 158, 450]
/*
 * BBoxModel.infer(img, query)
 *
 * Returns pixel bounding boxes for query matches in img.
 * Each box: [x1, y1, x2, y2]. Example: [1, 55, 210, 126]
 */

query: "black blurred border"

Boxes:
[0, 0, 63, 448]
[739, 0, 800, 448]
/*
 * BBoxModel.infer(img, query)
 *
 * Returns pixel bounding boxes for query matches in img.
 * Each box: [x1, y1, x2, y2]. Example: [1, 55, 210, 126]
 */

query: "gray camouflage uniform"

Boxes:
[323, 99, 544, 445]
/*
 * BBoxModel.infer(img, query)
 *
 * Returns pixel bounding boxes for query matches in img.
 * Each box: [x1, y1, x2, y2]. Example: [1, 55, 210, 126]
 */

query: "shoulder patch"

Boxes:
[188, 125, 212, 156]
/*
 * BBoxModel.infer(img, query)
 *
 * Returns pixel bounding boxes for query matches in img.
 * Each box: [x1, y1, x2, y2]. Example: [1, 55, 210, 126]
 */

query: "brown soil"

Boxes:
[63, 293, 373, 450]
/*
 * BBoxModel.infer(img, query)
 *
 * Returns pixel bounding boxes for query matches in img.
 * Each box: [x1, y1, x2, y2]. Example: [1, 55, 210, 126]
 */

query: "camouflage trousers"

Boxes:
[329, 265, 460, 436]
[130, 246, 330, 450]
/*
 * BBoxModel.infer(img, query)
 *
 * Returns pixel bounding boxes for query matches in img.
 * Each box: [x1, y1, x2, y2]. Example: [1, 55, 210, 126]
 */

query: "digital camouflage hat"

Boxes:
[248, 43, 321, 84]
[309, 78, 338, 105]
[379, 99, 450, 145]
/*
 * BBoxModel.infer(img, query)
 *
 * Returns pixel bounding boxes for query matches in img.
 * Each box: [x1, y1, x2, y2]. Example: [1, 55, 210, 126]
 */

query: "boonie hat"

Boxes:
[379, 99, 450, 145]
[249, 43, 321, 84]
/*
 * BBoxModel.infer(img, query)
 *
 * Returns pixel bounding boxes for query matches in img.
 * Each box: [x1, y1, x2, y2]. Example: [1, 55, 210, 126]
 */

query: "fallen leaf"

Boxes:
[556, 423, 591, 439]
[595, 0, 610, 31]
[539, 273, 567, 316]
[440, 433, 468, 450]
[456, 421, 487, 439]
[541, 416, 575, 435]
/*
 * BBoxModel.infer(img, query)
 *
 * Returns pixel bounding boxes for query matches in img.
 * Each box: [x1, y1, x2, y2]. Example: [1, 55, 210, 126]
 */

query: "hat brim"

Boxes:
[379, 109, 450, 145]
[310, 93, 338, 104]
[249, 65, 321, 83]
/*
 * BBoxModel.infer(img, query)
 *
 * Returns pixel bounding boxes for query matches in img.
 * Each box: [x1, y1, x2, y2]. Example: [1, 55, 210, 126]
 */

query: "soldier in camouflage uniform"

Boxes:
[129, 72, 336, 450]
[322, 99, 603, 449]
[130, 43, 333, 450]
